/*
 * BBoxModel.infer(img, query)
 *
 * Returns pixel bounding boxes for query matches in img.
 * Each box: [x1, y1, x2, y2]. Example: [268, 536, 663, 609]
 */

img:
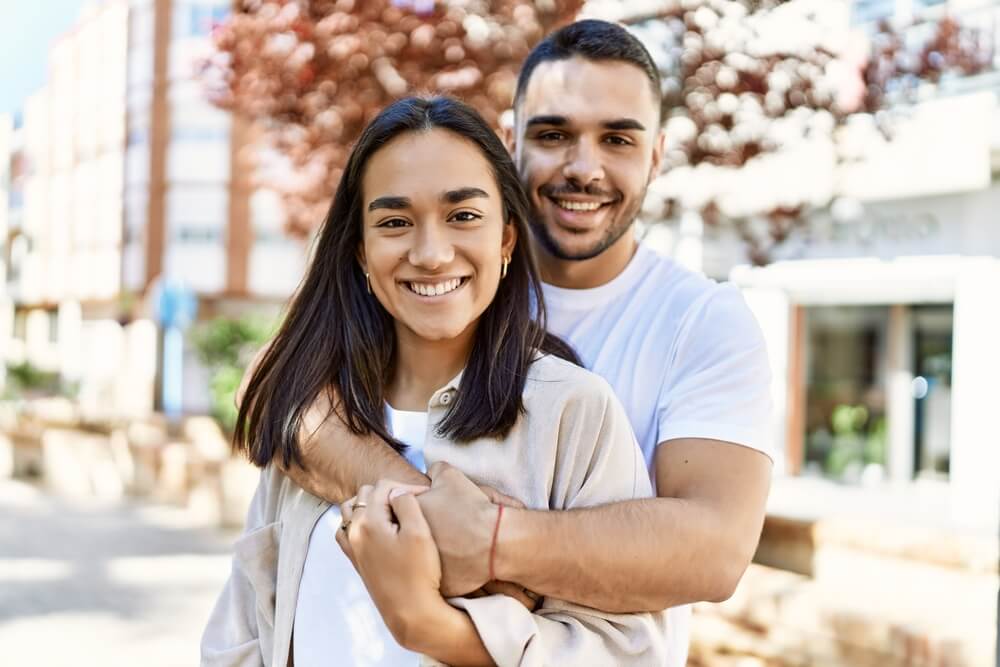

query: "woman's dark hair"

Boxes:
[235, 95, 579, 469]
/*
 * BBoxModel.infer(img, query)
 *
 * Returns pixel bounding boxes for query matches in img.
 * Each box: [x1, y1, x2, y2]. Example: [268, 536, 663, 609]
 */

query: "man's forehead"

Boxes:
[518, 56, 658, 127]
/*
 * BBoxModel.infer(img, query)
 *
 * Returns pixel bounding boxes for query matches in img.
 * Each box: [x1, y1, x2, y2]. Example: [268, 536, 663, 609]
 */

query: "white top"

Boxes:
[542, 241, 774, 667]
[293, 405, 428, 667]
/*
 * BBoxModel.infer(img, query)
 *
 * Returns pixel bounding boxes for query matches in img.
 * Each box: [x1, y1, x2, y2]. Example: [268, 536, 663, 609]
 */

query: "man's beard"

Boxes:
[527, 192, 642, 262]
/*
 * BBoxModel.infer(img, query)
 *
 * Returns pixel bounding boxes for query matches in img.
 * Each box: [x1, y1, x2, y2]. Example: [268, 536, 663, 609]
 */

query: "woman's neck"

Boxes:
[388, 324, 475, 411]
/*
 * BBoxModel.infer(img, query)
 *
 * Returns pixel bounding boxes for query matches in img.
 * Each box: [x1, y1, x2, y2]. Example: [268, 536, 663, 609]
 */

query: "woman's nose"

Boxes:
[408, 223, 455, 270]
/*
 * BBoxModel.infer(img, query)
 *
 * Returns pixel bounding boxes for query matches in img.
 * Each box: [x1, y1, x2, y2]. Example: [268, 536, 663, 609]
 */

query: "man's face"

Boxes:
[512, 56, 663, 262]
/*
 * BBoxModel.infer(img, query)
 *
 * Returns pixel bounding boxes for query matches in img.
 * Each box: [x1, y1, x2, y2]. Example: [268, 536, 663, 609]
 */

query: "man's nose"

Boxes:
[562, 139, 605, 187]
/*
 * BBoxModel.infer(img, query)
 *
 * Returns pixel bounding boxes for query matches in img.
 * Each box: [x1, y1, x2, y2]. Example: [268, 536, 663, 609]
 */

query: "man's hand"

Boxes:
[417, 462, 523, 598]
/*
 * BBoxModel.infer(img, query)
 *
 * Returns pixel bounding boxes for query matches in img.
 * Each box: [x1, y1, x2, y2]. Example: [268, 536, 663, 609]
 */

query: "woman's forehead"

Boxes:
[363, 129, 500, 202]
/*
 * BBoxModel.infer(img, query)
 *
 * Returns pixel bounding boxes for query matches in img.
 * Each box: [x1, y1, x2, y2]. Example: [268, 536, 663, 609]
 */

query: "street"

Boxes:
[0, 478, 236, 666]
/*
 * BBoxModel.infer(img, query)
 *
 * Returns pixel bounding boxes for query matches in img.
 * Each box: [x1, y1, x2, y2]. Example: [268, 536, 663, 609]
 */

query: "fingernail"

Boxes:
[389, 488, 407, 500]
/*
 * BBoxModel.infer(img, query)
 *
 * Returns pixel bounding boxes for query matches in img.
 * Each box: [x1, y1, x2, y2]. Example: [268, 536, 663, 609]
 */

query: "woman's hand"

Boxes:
[335, 479, 448, 647]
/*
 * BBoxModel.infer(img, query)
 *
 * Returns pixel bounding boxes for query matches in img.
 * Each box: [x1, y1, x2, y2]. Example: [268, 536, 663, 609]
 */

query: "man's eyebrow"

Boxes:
[368, 196, 410, 212]
[526, 115, 568, 128]
[442, 187, 489, 204]
[603, 118, 646, 132]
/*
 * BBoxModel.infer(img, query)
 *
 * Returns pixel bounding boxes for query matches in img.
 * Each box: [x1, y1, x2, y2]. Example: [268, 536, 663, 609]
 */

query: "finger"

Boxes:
[335, 520, 358, 568]
[481, 580, 538, 611]
[338, 495, 357, 527]
[427, 461, 453, 480]
[388, 490, 432, 537]
[477, 484, 526, 510]
[356, 484, 374, 506]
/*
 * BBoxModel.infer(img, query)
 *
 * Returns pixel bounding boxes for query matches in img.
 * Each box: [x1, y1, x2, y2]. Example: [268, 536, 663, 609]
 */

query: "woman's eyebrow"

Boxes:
[368, 196, 410, 212]
[442, 187, 489, 204]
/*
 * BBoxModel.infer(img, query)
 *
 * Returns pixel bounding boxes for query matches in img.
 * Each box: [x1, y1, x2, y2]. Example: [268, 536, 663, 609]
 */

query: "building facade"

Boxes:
[1, 0, 305, 417]
[724, 0, 1000, 532]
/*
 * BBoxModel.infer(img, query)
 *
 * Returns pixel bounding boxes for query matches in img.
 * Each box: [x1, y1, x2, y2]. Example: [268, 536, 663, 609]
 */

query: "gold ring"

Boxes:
[351, 502, 368, 511]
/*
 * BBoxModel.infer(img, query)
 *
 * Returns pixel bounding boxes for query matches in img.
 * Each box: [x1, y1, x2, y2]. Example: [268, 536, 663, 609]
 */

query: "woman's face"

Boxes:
[360, 128, 517, 344]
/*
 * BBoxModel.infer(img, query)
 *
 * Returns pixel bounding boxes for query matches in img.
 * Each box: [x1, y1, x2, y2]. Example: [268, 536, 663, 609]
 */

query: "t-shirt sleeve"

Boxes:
[657, 284, 774, 459]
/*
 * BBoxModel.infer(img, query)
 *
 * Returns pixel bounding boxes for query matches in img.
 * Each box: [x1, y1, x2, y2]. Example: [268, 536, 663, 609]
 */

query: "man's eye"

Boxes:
[378, 218, 409, 229]
[450, 211, 482, 223]
[538, 132, 565, 142]
[605, 135, 631, 146]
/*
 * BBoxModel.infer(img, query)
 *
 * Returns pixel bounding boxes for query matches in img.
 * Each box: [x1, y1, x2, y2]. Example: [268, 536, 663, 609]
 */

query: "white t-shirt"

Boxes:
[541, 241, 773, 667]
[293, 405, 428, 667]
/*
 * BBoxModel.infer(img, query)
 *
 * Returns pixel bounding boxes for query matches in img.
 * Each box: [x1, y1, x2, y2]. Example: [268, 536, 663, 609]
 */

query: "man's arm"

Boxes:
[235, 343, 428, 505]
[283, 391, 428, 504]
[467, 438, 771, 613]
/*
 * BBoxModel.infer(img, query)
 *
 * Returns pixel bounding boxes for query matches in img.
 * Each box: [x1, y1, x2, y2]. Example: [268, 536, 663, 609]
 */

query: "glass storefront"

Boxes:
[802, 303, 953, 484]
[803, 305, 889, 482]
[911, 305, 953, 479]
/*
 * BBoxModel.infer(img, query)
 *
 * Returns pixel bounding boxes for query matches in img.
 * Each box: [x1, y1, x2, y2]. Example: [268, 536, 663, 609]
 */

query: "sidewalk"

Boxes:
[0, 478, 236, 666]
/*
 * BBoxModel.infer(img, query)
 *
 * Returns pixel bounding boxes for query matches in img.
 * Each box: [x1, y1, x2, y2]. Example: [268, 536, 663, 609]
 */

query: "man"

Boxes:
[272, 19, 772, 665]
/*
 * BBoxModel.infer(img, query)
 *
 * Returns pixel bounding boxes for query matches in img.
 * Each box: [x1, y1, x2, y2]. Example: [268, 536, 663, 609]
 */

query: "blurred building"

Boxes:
[725, 0, 1000, 532]
[1, 0, 304, 416]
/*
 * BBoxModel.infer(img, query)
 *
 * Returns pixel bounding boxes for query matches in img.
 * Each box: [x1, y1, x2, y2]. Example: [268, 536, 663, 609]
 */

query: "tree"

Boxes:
[202, 0, 583, 236]
[598, 0, 994, 264]
[204, 0, 994, 262]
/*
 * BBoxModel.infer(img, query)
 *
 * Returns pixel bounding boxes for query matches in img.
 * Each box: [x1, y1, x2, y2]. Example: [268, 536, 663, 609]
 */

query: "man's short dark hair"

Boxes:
[514, 19, 663, 123]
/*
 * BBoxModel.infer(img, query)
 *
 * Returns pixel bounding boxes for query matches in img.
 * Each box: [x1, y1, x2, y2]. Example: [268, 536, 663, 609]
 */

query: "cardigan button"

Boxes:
[440, 391, 453, 405]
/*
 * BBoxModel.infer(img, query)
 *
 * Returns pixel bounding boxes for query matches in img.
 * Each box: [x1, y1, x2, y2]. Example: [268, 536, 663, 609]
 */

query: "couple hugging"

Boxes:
[202, 19, 773, 667]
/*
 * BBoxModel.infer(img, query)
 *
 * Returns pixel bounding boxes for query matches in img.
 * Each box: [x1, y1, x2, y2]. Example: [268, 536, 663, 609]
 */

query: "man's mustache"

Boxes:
[539, 183, 618, 201]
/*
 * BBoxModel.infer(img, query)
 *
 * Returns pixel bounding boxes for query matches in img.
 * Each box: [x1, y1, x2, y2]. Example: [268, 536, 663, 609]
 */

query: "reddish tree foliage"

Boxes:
[203, 0, 583, 236]
[204, 1, 995, 262]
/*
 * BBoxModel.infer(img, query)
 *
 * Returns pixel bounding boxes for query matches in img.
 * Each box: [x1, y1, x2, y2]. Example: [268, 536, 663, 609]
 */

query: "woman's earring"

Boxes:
[501, 256, 510, 279]
[365, 272, 372, 294]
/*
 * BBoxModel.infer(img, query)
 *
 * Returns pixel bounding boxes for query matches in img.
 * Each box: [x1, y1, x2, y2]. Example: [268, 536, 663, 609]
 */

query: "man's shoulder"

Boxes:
[525, 354, 616, 406]
[627, 245, 747, 330]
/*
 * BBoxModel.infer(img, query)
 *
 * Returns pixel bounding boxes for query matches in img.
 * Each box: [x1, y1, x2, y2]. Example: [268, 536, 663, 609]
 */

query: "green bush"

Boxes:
[4, 361, 65, 399]
[191, 315, 276, 432]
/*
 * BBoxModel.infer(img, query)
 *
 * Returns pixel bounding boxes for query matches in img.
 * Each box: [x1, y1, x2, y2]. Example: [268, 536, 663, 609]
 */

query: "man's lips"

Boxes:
[544, 195, 615, 229]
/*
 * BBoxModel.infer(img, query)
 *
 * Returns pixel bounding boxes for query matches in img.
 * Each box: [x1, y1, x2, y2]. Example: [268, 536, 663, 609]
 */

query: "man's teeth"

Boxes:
[408, 278, 464, 297]
[556, 200, 602, 212]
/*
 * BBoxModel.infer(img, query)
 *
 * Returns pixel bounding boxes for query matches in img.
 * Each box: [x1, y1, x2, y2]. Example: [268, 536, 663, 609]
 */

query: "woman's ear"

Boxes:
[502, 218, 518, 259]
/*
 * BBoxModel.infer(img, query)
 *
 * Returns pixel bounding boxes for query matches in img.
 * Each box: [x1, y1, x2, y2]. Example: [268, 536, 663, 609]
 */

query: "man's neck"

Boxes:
[388, 324, 474, 411]
[538, 229, 638, 289]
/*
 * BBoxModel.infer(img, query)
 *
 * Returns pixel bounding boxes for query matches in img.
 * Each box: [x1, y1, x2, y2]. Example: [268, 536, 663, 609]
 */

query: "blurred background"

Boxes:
[0, 0, 998, 665]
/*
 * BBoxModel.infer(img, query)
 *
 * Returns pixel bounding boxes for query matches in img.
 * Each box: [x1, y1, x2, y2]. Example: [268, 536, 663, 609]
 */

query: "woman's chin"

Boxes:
[405, 323, 472, 343]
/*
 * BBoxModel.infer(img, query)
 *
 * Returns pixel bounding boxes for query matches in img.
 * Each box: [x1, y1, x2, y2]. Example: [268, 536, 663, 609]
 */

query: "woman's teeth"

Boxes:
[555, 200, 603, 212]
[407, 278, 464, 297]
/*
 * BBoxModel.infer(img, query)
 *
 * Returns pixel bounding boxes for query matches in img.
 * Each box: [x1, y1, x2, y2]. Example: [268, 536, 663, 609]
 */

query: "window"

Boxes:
[803, 305, 889, 482]
[911, 305, 952, 480]
[175, 4, 230, 39]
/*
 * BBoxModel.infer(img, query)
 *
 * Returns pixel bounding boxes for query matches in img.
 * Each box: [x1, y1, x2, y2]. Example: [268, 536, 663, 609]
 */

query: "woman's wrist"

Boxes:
[403, 599, 494, 666]
[396, 596, 459, 653]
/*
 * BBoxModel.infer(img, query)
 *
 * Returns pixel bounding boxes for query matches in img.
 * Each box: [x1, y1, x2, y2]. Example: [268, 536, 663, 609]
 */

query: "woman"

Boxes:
[201, 96, 669, 667]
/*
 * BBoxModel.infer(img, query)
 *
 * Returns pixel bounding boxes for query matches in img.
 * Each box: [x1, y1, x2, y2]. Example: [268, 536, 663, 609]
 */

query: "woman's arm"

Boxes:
[425, 371, 672, 666]
[340, 480, 495, 666]
[201, 467, 282, 666]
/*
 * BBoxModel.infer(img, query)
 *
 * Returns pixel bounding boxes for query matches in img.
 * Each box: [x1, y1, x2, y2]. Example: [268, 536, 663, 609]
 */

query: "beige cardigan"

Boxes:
[201, 354, 670, 666]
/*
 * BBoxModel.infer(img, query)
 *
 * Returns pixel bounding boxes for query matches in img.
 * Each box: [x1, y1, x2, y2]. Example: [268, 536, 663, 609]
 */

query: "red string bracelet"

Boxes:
[488, 504, 504, 582]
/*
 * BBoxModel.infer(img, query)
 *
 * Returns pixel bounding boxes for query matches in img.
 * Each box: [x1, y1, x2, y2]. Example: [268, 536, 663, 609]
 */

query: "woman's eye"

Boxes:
[450, 211, 482, 223]
[378, 218, 409, 229]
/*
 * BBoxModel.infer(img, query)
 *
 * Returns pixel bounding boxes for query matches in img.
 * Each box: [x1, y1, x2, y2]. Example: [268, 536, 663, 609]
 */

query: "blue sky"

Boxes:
[0, 0, 89, 116]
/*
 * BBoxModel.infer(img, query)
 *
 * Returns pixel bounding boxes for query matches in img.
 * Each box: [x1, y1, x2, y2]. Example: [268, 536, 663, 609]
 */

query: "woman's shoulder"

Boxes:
[524, 353, 617, 408]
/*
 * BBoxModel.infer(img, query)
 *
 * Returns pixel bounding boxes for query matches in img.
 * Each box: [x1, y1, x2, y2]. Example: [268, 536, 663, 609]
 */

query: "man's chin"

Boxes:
[530, 223, 617, 262]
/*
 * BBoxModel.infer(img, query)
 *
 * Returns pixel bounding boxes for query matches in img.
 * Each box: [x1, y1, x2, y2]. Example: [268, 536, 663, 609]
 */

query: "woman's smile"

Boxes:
[401, 276, 471, 299]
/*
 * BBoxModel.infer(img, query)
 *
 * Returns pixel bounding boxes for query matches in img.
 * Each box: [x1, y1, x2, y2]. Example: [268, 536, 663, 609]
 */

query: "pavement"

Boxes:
[0, 478, 238, 667]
